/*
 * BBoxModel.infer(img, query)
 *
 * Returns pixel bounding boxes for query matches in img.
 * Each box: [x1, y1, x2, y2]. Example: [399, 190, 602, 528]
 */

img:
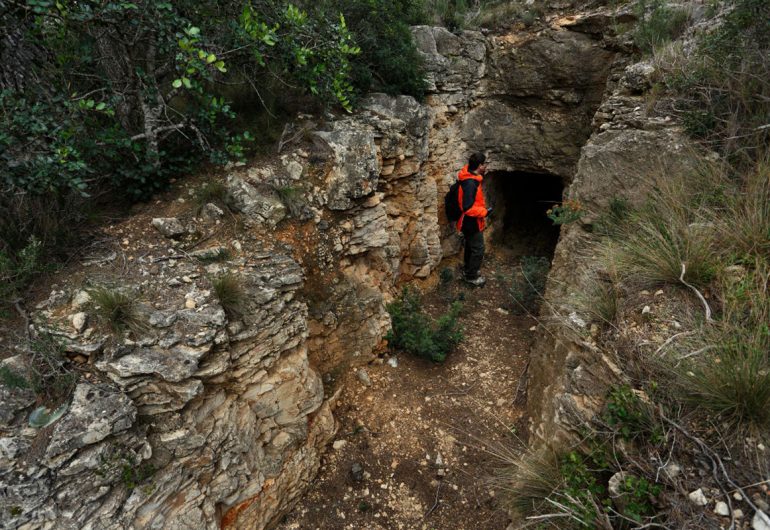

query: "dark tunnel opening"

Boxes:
[484, 171, 564, 260]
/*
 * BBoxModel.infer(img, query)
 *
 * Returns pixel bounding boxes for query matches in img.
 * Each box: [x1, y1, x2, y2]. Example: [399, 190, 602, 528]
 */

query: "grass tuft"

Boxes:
[192, 181, 228, 211]
[212, 273, 247, 319]
[88, 287, 146, 333]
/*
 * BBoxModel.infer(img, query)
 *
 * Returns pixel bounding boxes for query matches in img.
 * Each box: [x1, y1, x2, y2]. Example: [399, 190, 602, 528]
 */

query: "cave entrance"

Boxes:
[484, 171, 563, 259]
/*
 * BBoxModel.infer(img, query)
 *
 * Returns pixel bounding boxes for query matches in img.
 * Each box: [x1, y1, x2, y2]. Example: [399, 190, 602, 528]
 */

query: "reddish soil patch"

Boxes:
[277, 249, 534, 530]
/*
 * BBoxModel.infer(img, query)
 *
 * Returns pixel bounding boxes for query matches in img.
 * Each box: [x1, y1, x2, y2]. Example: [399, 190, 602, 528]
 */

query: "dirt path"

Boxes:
[277, 249, 535, 530]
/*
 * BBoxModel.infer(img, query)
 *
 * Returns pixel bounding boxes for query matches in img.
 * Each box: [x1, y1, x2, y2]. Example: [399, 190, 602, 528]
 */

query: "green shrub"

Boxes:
[0, 365, 30, 390]
[616, 475, 663, 524]
[89, 287, 146, 334]
[27, 332, 78, 404]
[633, 0, 690, 53]
[660, 0, 770, 159]
[212, 273, 247, 319]
[611, 207, 717, 288]
[510, 256, 550, 315]
[546, 199, 585, 226]
[604, 386, 664, 444]
[328, 0, 427, 99]
[385, 287, 463, 362]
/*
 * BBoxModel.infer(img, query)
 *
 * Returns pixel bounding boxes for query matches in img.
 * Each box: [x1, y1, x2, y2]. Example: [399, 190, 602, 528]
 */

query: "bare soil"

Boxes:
[277, 248, 535, 530]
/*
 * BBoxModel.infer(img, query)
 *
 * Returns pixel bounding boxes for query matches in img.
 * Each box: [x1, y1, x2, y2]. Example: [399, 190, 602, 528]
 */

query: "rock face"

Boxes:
[1, 249, 334, 530]
[413, 23, 615, 254]
[526, 43, 705, 446]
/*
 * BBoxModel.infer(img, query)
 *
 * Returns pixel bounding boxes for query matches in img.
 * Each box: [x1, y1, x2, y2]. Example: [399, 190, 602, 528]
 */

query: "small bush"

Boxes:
[212, 273, 247, 319]
[659, 0, 770, 160]
[546, 199, 585, 226]
[722, 157, 770, 261]
[385, 287, 463, 362]
[611, 208, 717, 288]
[0, 365, 30, 390]
[510, 256, 550, 315]
[27, 332, 78, 404]
[675, 265, 770, 434]
[89, 287, 146, 333]
[604, 386, 664, 444]
[633, 0, 690, 53]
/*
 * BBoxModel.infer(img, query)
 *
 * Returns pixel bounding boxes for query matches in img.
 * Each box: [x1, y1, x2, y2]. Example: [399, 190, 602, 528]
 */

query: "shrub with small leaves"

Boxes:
[546, 199, 584, 226]
[385, 287, 463, 362]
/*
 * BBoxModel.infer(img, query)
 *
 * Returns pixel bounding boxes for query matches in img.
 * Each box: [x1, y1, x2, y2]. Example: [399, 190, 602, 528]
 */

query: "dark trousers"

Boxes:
[462, 228, 485, 279]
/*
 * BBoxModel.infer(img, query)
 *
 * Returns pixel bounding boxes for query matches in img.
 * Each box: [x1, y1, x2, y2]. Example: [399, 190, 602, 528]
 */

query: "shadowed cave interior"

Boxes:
[484, 170, 564, 260]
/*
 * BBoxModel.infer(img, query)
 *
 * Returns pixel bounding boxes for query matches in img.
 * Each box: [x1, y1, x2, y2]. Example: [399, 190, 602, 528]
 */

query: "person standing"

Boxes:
[456, 152, 491, 286]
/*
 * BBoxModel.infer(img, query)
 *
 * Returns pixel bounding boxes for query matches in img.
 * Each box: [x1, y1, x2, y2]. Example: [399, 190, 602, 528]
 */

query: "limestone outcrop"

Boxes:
[526, 51, 705, 445]
[1, 247, 334, 530]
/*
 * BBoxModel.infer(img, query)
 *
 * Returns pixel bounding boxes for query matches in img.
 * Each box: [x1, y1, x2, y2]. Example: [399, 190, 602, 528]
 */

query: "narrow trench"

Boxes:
[278, 173, 566, 529]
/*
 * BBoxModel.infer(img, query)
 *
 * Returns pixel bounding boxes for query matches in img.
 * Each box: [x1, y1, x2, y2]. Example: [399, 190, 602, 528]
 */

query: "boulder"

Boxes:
[225, 175, 287, 227]
[152, 217, 186, 238]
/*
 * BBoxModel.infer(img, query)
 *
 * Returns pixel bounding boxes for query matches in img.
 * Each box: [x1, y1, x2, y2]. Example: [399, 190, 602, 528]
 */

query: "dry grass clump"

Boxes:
[674, 261, 770, 435]
[191, 180, 228, 210]
[88, 286, 146, 333]
[721, 157, 770, 261]
[571, 265, 621, 328]
[212, 273, 247, 319]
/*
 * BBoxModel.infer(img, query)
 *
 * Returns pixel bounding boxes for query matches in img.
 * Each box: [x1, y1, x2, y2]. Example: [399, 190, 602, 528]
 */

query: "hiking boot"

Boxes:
[464, 275, 486, 287]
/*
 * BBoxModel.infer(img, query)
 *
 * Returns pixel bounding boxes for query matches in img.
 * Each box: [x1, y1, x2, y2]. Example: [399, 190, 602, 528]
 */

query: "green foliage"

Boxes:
[121, 459, 156, 491]
[610, 202, 717, 288]
[385, 287, 463, 362]
[509, 256, 550, 315]
[617, 475, 662, 523]
[604, 386, 664, 444]
[546, 198, 585, 226]
[319, 0, 426, 99]
[0, 365, 30, 390]
[212, 273, 247, 319]
[633, 0, 690, 53]
[676, 263, 770, 434]
[0, 237, 45, 304]
[660, 0, 770, 159]
[439, 267, 454, 284]
[88, 287, 145, 334]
